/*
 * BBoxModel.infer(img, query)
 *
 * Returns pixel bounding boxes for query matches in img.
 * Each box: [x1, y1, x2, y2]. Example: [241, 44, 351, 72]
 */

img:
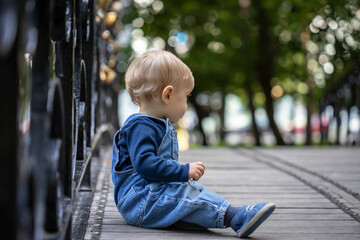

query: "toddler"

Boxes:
[111, 50, 275, 238]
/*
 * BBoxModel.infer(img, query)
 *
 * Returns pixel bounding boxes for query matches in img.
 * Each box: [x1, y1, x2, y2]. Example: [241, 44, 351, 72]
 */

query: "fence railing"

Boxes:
[0, 0, 119, 239]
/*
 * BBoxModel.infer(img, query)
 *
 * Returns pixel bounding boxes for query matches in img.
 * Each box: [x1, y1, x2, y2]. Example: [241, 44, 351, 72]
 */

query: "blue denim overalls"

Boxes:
[112, 113, 230, 228]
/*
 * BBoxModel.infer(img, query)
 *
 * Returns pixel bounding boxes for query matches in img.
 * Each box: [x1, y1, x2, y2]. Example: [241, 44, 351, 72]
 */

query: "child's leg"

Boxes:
[173, 201, 276, 238]
[224, 205, 241, 227]
[140, 181, 230, 229]
[173, 202, 276, 239]
[174, 204, 240, 230]
[125, 180, 275, 238]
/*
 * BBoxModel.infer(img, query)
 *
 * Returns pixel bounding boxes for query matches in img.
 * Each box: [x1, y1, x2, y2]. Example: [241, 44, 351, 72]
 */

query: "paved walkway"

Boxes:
[84, 147, 360, 240]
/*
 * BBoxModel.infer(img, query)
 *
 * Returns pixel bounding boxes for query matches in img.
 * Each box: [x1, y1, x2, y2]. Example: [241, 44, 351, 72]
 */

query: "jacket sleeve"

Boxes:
[125, 120, 189, 182]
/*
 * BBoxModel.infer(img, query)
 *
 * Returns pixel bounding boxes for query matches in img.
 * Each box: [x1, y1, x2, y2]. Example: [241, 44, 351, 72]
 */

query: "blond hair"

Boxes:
[125, 50, 194, 105]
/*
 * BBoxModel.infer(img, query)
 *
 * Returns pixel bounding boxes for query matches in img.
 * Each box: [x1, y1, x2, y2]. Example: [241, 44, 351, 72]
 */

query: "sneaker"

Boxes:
[230, 202, 276, 238]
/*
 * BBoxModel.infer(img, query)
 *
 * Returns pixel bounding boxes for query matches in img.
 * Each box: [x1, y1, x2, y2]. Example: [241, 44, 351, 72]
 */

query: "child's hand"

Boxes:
[189, 162, 205, 181]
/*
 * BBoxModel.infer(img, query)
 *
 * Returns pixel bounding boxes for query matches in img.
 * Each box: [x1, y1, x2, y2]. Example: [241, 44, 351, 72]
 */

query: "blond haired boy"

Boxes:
[112, 50, 275, 238]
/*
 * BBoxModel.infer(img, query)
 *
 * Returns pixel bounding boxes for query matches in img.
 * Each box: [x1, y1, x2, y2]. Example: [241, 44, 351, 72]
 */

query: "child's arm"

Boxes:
[126, 120, 190, 182]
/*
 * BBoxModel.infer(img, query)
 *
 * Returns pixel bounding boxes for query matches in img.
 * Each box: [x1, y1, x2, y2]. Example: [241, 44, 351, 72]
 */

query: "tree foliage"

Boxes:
[118, 0, 360, 145]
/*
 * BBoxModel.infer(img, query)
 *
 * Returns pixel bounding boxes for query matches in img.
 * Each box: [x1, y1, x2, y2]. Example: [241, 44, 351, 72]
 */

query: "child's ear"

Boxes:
[161, 85, 174, 104]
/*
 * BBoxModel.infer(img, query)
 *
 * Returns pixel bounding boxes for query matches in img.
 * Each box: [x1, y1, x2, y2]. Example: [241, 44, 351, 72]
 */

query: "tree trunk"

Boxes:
[219, 93, 226, 142]
[189, 94, 209, 146]
[347, 85, 355, 145]
[356, 83, 360, 146]
[320, 108, 329, 144]
[239, 14, 261, 146]
[246, 82, 261, 146]
[305, 78, 314, 145]
[264, 93, 285, 145]
[334, 103, 341, 145]
[254, 1, 285, 145]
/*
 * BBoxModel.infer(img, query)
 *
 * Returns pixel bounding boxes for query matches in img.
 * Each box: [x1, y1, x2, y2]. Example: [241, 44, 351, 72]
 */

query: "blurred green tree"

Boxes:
[119, 0, 360, 146]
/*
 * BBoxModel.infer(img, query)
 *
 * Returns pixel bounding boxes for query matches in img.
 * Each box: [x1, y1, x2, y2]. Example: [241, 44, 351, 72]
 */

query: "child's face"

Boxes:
[166, 84, 193, 124]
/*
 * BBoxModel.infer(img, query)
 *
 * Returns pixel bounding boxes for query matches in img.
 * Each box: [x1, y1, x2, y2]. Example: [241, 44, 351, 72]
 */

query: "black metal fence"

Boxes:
[0, 0, 119, 239]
